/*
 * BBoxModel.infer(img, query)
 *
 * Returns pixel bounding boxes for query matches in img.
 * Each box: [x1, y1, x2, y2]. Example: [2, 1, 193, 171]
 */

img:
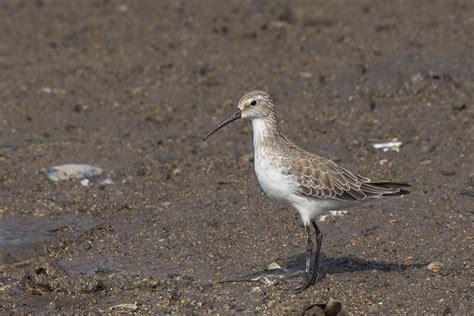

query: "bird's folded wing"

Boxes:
[285, 155, 374, 201]
[286, 155, 411, 201]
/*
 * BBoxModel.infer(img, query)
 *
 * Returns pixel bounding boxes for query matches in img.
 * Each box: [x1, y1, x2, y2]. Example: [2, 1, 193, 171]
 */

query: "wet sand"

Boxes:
[0, 0, 473, 313]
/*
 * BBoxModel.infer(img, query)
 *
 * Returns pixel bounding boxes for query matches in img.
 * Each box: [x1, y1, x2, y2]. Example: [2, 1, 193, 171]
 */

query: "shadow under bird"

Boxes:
[203, 90, 410, 292]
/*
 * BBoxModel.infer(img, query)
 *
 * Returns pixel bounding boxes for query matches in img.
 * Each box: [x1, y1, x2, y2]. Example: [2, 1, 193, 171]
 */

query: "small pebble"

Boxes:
[439, 168, 455, 176]
[299, 72, 312, 79]
[267, 262, 282, 270]
[468, 173, 474, 186]
[100, 178, 114, 186]
[172, 168, 182, 177]
[426, 261, 443, 273]
[324, 297, 342, 316]
[44, 164, 103, 182]
[242, 154, 254, 163]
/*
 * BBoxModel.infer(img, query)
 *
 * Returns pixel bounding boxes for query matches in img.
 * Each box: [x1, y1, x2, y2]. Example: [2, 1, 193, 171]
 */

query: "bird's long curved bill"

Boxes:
[202, 109, 242, 141]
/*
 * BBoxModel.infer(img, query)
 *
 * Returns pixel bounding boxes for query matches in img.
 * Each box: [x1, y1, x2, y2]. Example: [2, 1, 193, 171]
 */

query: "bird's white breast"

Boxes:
[252, 118, 298, 203]
[254, 152, 297, 203]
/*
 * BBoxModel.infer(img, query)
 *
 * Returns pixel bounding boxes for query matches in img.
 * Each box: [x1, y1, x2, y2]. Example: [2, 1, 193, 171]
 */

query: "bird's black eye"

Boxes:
[250, 100, 257, 106]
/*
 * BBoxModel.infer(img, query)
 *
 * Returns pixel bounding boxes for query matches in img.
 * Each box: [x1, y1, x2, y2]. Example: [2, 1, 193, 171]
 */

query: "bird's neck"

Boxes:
[251, 117, 282, 149]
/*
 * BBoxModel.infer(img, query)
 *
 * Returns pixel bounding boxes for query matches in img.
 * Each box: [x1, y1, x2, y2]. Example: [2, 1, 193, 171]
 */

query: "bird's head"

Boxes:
[203, 90, 275, 141]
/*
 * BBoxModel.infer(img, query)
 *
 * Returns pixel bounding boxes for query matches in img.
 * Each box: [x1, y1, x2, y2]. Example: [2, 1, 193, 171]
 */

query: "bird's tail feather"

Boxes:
[362, 182, 411, 197]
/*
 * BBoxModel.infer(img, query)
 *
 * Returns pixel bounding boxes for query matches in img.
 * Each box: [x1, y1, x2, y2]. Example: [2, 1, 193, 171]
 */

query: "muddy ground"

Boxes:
[0, 0, 473, 314]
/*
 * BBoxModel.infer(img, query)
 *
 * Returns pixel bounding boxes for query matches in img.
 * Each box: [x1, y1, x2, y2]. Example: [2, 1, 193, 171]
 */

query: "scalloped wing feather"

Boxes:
[285, 154, 408, 202]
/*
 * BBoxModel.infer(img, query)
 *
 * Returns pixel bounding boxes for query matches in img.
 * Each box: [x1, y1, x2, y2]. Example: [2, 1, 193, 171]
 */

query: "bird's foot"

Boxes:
[294, 271, 321, 293]
[294, 279, 315, 293]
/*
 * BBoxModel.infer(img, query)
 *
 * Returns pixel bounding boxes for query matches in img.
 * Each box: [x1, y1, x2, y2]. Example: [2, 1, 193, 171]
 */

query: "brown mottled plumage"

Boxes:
[203, 90, 410, 292]
[272, 139, 409, 201]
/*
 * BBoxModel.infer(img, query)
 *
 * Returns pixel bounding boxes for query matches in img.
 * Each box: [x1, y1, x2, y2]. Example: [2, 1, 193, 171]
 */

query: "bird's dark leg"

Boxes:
[294, 224, 314, 293]
[310, 219, 323, 283]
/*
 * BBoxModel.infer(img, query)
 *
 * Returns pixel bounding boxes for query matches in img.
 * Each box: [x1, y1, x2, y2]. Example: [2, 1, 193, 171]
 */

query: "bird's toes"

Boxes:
[293, 279, 315, 294]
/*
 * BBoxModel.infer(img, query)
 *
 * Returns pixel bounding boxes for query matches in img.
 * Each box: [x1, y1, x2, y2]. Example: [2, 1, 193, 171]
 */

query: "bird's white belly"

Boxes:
[290, 194, 355, 226]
